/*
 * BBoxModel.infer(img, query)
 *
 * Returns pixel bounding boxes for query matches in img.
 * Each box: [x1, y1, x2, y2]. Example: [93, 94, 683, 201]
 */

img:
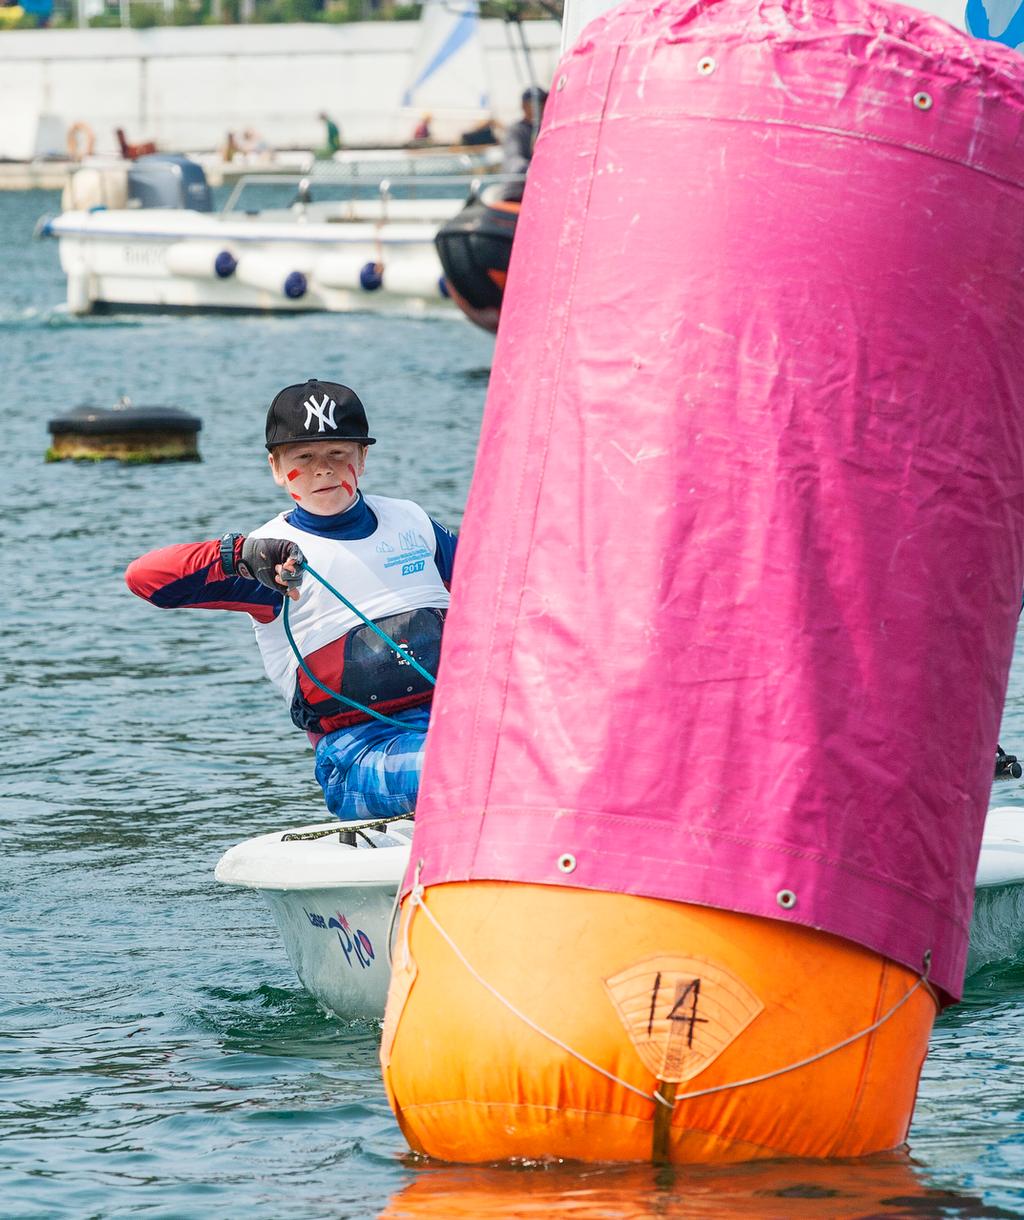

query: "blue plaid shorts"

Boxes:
[313, 707, 430, 821]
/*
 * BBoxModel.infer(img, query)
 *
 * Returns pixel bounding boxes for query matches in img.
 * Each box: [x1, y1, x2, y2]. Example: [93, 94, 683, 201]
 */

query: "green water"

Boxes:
[3, 189, 1024, 1218]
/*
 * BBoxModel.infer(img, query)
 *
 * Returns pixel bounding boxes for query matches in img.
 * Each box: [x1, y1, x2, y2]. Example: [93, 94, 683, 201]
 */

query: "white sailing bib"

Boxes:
[249, 495, 450, 702]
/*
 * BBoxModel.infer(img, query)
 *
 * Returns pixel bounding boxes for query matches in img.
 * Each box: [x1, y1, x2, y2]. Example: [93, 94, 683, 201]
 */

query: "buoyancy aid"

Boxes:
[249, 495, 450, 732]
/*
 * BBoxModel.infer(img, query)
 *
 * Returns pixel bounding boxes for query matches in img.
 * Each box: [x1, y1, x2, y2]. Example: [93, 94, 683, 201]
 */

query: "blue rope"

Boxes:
[303, 562, 436, 686]
[280, 561, 435, 733]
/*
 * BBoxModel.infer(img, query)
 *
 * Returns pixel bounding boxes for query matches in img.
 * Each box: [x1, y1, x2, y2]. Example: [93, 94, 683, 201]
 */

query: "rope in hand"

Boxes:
[281, 560, 435, 733]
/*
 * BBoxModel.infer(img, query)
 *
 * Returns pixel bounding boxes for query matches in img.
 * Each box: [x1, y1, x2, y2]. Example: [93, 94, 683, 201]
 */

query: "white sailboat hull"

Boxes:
[217, 808, 1024, 1022]
[259, 884, 399, 1020]
[216, 819, 411, 1021]
[967, 805, 1024, 975]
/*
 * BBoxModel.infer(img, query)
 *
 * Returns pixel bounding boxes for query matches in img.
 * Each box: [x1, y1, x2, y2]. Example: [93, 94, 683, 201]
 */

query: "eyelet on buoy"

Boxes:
[556, 74, 568, 91]
[913, 91, 933, 111]
[557, 853, 577, 874]
[776, 889, 797, 909]
[698, 56, 717, 76]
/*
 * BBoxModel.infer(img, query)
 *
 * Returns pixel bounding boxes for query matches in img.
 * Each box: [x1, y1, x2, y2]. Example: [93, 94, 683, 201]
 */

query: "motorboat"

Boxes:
[215, 816, 412, 1021]
[216, 804, 1024, 1023]
[435, 184, 520, 333]
[40, 154, 496, 316]
[35, 0, 534, 319]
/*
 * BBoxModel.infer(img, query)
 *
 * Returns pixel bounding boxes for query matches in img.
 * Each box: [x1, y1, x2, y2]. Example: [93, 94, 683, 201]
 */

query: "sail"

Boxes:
[401, 0, 489, 114]
[966, 0, 1024, 48]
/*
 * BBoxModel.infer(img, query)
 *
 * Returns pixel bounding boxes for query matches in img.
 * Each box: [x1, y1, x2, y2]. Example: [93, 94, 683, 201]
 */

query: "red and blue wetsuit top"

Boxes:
[125, 493, 457, 738]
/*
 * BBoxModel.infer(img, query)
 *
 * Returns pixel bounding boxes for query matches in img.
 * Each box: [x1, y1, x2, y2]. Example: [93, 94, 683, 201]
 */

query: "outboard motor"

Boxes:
[434, 192, 519, 333]
[127, 155, 213, 212]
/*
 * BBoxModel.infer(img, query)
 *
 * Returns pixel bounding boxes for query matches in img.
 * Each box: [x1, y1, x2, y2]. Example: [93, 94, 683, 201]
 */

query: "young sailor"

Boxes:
[125, 379, 456, 820]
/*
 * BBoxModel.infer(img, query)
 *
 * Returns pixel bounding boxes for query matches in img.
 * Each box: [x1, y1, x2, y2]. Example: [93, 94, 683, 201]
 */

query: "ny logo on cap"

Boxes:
[303, 393, 337, 433]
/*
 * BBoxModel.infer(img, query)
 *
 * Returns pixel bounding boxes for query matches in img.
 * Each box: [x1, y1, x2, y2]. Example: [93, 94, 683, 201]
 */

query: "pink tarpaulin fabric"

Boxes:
[411, 0, 1024, 1003]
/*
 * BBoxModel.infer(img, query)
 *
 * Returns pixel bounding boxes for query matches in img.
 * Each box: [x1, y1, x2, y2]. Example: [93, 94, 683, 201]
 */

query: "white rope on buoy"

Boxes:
[405, 876, 654, 1102]
[402, 879, 938, 1110]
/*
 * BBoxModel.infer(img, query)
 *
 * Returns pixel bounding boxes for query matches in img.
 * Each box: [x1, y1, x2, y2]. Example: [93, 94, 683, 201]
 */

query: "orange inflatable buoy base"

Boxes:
[381, 883, 936, 1164]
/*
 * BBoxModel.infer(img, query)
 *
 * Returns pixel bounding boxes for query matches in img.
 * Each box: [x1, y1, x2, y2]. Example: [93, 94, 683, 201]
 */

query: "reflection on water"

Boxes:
[381, 1153, 1015, 1219]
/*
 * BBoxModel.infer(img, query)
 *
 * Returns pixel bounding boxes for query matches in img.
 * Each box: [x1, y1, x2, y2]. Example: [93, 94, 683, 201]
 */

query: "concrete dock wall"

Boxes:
[0, 20, 562, 159]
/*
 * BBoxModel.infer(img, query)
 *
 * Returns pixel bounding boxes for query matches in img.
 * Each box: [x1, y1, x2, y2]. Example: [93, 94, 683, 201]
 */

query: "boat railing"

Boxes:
[222, 173, 310, 214]
[464, 173, 529, 198]
[221, 170, 528, 217]
[314, 151, 486, 180]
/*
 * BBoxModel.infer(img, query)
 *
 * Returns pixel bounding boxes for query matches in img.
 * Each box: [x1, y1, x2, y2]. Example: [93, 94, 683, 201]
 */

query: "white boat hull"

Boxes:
[967, 805, 1024, 976]
[217, 807, 1024, 1022]
[48, 200, 463, 316]
[260, 884, 397, 1020]
[216, 818, 411, 1021]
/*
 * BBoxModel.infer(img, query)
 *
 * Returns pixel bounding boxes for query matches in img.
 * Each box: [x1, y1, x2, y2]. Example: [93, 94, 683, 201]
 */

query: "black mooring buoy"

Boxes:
[46, 398, 202, 463]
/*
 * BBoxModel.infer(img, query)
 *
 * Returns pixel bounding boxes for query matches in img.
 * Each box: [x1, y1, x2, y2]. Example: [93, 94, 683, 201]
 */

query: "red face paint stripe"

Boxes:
[287, 468, 301, 481]
[291, 492, 302, 501]
[341, 481, 353, 495]
[348, 463, 357, 479]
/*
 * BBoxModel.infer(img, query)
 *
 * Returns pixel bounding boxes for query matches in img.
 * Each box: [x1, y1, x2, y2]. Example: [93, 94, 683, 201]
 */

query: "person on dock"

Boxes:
[238, 128, 271, 162]
[501, 85, 548, 200]
[460, 116, 500, 147]
[125, 380, 456, 822]
[409, 113, 432, 145]
[318, 111, 342, 155]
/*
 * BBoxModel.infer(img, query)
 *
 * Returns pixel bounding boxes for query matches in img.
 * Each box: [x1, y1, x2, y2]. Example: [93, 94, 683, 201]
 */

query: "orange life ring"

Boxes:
[66, 122, 95, 162]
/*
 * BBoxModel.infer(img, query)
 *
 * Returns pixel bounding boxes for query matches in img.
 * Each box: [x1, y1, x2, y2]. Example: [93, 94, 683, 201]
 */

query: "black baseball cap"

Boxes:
[265, 379, 377, 450]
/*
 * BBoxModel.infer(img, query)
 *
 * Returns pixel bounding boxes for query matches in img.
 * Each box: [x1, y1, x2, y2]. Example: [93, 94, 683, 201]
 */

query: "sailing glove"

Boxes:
[238, 536, 306, 594]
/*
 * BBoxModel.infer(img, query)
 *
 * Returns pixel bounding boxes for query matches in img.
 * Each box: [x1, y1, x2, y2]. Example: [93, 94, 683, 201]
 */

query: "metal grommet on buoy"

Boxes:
[698, 56, 717, 76]
[776, 889, 797, 910]
[913, 90, 933, 111]
[556, 74, 568, 92]
[46, 398, 202, 464]
[557, 853, 577, 874]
